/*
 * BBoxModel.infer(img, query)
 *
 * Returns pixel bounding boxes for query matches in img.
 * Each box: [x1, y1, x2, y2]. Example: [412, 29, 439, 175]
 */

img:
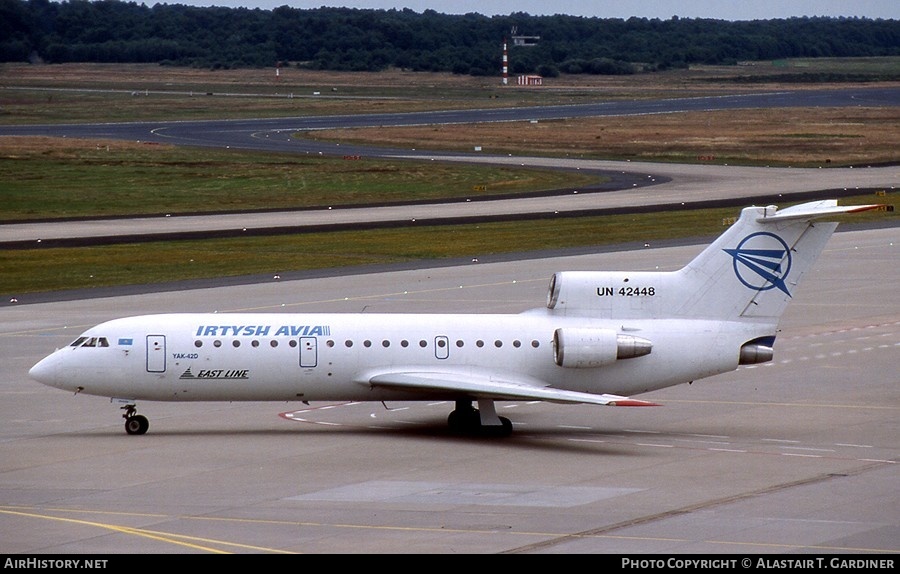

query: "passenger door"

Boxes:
[146, 335, 166, 373]
[300, 337, 317, 368]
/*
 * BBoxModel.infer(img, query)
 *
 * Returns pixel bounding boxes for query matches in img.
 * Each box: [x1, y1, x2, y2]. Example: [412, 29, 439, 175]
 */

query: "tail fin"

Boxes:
[675, 200, 888, 320]
[546, 200, 889, 321]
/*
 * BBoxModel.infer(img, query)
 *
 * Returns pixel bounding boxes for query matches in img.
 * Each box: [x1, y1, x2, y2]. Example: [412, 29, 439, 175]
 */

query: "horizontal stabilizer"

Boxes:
[757, 201, 891, 223]
[367, 372, 660, 406]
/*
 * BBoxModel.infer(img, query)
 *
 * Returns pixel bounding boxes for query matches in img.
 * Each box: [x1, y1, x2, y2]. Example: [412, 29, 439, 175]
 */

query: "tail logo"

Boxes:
[724, 232, 792, 296]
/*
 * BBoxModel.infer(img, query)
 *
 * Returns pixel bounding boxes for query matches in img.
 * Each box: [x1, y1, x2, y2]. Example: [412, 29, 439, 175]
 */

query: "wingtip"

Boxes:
[610, 399, 662, 407]
[847, 203, 893, 214]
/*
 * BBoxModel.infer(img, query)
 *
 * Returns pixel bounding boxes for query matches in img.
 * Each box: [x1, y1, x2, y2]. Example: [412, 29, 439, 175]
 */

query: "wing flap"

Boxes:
[367, 371, 659, 407]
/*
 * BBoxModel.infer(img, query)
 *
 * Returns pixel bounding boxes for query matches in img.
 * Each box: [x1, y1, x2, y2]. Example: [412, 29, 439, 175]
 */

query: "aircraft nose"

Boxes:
[29, 354, 61, 387]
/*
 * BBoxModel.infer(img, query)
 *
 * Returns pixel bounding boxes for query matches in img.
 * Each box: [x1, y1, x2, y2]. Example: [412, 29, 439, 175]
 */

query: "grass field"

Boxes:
[1, 61, 897, 295]
[3, 195, 895, 295]
[0, 137, 599, 221]
[308, 106, 900, 166]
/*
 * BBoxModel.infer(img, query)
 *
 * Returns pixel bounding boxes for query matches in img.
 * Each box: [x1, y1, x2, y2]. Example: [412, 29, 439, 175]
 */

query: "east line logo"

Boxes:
[194, 325, 332, 337]
[180, 368, 250, 380]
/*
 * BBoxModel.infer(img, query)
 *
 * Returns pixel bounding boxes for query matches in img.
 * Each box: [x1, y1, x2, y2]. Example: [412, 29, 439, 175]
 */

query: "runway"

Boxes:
[2, 227, 897, 554]
[2, 86, 898, 246]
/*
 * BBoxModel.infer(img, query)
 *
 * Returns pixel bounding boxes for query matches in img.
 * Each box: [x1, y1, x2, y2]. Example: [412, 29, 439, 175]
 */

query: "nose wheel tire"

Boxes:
[122, 404, 149, 435]
[125, 414, 149, 435]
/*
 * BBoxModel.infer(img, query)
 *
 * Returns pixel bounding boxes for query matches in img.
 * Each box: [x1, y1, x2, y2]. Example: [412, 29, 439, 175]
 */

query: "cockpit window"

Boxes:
[70, 337, 110, 348]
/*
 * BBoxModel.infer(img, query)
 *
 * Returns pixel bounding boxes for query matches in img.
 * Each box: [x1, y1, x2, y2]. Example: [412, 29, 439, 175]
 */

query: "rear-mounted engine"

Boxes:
[553, 328, 652, 368]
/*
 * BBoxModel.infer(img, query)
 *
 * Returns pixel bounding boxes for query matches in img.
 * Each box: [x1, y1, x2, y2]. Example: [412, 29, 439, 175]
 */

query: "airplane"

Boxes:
[28, 199, 889, 437]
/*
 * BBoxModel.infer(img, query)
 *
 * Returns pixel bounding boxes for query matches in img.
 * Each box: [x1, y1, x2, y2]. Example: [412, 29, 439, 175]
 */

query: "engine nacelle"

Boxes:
[553, 328, 652, 368]
[739, 343, 774, 365]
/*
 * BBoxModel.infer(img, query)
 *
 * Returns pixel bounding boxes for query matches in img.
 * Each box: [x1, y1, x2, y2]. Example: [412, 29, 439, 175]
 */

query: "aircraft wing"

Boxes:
[366, 371, 659, 406]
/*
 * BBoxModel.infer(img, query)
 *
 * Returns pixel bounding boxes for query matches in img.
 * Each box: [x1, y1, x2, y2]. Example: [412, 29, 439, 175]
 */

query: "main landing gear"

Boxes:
[122, 404, 149, 435]
[447, 399, 513, 437]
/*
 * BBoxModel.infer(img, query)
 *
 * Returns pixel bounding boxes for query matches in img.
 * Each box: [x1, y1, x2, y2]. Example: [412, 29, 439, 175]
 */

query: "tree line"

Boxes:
[2, 0, 898, 76]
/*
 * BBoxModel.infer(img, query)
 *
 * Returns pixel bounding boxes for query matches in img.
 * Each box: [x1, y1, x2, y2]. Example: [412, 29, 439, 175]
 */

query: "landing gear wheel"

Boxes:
[447, 401, 513, 437]
[497, 416, 514, 437]
[125, 414, 149, 435]
[122, 404, 149, 435]
[448, 401, 480, 434]
[479, 417, 513, 437]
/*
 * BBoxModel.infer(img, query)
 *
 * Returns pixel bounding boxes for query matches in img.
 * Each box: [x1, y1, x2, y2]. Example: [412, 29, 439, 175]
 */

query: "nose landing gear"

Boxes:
[122, 404, 149, 435]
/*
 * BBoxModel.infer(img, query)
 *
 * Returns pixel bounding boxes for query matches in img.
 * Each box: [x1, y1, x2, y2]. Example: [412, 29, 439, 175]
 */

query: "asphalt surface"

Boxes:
[1, 228, 897, 554]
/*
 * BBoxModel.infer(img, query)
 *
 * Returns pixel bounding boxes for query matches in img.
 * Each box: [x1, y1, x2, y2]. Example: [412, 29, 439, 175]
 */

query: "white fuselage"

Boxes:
[29, 310, 764, 403]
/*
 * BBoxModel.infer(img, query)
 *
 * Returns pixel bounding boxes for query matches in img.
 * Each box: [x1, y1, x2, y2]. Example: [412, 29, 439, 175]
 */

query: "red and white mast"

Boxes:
[502, 38, 508, 85]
